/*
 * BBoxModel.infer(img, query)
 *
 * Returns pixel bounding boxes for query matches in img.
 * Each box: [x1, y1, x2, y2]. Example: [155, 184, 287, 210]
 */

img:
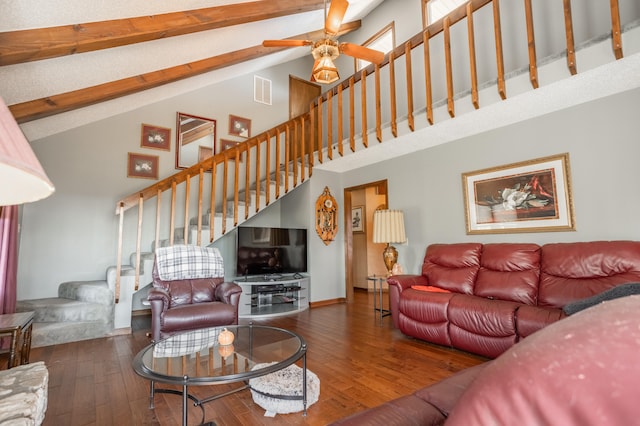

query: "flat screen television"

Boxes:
[236, 226, 308, 277]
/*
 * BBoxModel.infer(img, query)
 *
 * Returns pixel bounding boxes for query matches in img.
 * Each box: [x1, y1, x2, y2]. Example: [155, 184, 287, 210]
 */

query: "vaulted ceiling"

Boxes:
[0, 0, 383, 137]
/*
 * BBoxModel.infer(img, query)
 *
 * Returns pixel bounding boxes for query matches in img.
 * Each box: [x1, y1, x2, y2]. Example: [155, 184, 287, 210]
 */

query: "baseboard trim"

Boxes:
[309, 298, 346, 308]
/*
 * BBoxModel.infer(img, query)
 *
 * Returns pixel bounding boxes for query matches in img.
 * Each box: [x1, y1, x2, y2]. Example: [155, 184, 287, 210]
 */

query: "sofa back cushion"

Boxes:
[474, 243, 541, 305]
[422, 243, 482, 294]
[539, 241, 640, 308]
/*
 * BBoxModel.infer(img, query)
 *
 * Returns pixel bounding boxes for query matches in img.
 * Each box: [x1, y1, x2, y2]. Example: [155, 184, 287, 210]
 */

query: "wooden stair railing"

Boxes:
[114, 0, 627, 303]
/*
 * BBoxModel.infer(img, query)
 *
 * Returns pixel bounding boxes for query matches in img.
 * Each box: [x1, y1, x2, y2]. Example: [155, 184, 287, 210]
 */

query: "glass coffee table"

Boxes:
[133, 324, 307, 425]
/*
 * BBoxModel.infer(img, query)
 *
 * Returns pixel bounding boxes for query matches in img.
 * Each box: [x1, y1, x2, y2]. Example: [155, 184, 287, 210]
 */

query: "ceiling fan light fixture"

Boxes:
[312, 55, 339, 84]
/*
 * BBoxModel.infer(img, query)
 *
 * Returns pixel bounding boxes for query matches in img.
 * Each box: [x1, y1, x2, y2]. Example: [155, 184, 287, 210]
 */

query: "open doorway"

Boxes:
[343, 180, 388, 303]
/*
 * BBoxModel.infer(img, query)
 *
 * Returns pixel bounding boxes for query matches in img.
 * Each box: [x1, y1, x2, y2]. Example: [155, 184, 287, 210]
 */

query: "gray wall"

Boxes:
[312, 87, 640, 301]
[18, 59, 311, 300]
[16, 0, 640, 304]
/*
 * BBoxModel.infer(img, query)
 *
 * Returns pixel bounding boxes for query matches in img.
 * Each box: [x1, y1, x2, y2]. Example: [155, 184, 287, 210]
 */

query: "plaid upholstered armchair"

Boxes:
[148, 245, 242, 342]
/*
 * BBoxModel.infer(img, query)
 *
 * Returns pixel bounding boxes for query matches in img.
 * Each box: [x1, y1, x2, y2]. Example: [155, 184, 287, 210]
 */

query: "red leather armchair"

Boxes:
[148, 245, 242, 342]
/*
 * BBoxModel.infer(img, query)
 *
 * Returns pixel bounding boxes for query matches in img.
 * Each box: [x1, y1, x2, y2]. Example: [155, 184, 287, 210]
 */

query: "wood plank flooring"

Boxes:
[29, 290, 486, 425]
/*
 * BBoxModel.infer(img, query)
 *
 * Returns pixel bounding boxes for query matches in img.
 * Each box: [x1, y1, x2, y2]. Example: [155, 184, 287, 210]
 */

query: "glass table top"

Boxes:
[133, 324, 306, 386]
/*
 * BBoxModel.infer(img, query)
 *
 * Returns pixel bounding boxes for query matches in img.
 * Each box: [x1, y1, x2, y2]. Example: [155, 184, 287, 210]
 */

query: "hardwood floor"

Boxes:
[31, 290, 486, 425]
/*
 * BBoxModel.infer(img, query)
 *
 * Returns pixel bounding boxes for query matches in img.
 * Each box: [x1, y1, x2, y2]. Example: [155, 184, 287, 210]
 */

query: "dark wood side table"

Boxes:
[0, 311, 35, 369]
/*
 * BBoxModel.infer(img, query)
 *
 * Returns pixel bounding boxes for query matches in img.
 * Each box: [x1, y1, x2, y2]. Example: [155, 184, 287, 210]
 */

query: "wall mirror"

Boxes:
[175, 112, 216, 169]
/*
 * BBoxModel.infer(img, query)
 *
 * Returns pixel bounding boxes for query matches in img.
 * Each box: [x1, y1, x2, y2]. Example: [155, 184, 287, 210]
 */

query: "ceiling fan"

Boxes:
[262, 0, 385, 84]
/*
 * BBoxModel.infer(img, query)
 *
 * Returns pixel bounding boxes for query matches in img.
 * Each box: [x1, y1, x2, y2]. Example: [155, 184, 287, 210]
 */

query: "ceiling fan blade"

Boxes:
[325, 0, 349, 35]
[339, 43, 385, 64]
[262, 40, 312, 48]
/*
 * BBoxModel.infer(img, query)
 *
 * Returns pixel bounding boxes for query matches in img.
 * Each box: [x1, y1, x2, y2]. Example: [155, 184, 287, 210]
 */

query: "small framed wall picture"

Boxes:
[228, 114, 251, 138]
[141, 124, 171, 151]
[352, 206, 364, 233]
[221, 139, 243, 162]
[127, 152, 159, 180]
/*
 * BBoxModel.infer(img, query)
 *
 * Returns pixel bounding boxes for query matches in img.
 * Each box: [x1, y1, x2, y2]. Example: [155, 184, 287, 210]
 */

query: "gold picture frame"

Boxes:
[462, 153, 575, 234]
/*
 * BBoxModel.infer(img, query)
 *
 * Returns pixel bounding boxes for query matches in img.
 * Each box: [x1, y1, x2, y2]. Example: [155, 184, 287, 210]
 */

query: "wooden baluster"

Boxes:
[563, 0, 577, 75]
[444, 17, 455, 118]
[233, 148, 240, 226]
[610, 0, 623, 59]
[255, 138, 261, 212]
[183, 174, 190, 244]
[300, 117, 306, 182]
[405, 41, 415, 129]
[337, 83, 344, 156]
[309, 103, 315, 171]
[292, 121, 298, 185]
[524, 0, 538, 89]
[169, 181, 176, 245]
[389, 50, 397, 137]
[155, 189, 161, 251]
[375, 64, 382, 142]
[361, 69, 368, 147]
[222, 158, 228, 234]
[316, 97, 323, 164]
[197, 168, 204, 245]
[284, 124, 290, 193]
[115, 202, 124, 303]
[210, 157, 216, 242]
[265, 132, 271, 206]
[135, 194, 143, 290]
[349, 76, 355, 152]
[493, 0, 507, 99]
[275, 129, 281, 199]
[245, 145, 251, 219]
[423, 29, 434, 125]
[467, 4, 479, 109]
[327, 90, 334, 158]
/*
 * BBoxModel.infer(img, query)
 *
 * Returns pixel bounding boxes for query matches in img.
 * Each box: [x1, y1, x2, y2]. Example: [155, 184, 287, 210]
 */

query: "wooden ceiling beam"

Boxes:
[9, 21, 361, 123]
[0, 0, 326, 66]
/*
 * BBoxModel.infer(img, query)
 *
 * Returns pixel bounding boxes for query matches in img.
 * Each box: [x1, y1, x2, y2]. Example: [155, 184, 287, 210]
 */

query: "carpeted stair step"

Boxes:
[16, 297, 113, 324]
[29, 321, 114, 348]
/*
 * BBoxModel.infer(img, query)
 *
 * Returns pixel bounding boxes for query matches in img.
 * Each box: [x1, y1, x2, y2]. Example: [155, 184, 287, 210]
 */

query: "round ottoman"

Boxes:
[249, 362, 320, 417]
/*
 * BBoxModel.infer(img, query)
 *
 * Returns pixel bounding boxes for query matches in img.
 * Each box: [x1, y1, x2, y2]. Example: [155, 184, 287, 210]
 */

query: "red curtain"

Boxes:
[0, 205, 18, 315]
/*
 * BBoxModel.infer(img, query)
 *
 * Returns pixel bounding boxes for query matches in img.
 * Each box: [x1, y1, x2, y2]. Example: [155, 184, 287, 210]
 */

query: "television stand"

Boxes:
[234, 275, 309, 319]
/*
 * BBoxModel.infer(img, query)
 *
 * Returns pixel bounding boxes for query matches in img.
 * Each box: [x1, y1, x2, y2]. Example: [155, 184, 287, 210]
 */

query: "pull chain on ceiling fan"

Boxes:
[262, 0, 385, 84]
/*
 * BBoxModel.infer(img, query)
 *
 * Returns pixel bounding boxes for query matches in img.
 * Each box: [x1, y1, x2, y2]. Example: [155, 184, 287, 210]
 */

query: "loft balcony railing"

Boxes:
[114, 0, 632, 302]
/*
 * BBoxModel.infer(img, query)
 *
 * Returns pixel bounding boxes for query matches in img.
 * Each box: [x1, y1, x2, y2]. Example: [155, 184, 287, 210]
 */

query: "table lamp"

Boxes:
[372, 209, 406, 276]
[0, 96, 55, 206]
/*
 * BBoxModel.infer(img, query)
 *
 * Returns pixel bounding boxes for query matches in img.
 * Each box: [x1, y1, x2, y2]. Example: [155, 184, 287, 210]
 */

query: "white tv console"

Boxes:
[234, 275, 310, 318]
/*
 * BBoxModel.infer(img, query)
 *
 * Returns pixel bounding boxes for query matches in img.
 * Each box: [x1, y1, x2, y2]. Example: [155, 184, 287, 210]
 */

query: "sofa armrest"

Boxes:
[387, 275, 428, 328]
[215, 282, 243, 306]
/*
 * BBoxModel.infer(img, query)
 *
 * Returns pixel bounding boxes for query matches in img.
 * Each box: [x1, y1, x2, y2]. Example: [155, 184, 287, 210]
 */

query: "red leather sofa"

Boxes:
[332, 294, 640, 425]
[387, 241, 640, 358]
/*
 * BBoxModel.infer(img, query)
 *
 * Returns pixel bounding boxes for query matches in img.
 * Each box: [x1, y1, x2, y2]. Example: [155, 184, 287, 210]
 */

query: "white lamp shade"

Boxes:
[0, 97, 54, 206]
[372, 210, 406, 244]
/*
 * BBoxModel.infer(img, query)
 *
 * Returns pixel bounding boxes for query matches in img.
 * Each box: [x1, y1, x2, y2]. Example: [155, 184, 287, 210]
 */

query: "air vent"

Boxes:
[254, 75, 272, 105]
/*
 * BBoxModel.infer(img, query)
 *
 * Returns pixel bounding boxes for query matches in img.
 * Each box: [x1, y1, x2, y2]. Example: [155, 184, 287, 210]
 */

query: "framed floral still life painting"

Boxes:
[228, 114, 251, 138]
[127, 152, 159, 180]
[141, 124, 171, 151]
[462, 153, 575, 234]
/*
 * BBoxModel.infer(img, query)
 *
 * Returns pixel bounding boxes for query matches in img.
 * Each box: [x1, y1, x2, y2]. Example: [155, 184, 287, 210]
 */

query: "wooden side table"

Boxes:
[0, 311, 35, 369]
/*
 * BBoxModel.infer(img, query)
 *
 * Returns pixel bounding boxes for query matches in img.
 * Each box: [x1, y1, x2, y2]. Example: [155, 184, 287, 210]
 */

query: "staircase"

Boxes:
[16, 169, 301, 347]
[16, 1, 638, 347]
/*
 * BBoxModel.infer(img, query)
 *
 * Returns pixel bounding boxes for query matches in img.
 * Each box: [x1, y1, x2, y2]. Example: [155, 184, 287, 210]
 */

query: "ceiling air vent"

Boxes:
[254, 75, 272, 105]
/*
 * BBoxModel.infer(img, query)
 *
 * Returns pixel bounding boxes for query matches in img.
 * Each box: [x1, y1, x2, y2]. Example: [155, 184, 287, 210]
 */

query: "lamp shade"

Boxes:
[312, 56, 340, 84]
[372, 210, 406, 244]
[0, 97, 54, 206]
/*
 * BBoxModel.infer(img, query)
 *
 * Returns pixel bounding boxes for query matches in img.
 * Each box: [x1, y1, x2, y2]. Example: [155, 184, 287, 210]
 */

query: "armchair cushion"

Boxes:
[156, 245, 224, 281]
